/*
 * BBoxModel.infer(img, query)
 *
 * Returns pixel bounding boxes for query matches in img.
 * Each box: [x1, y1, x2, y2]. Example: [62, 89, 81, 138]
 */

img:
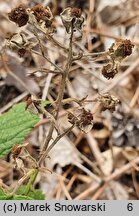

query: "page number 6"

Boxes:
[127, 203, 133, 211]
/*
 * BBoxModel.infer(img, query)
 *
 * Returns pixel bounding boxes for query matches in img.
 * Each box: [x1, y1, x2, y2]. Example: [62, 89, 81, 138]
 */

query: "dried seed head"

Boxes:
[31, 4, 53, 27]
[79, 109, 93, 126]
[102, 63, 119, 79]
[31, 4, 51, 20]
[109, 39, 134, 62]
[11, 144, 22, 160]
[70, 8, 82, 18]
[18, 48, 26, 57]
[101, 39, 134, 80]
[98, 94, 119, 112]
[68, 108, 93, 133]
[60, 7, 84, 33]
[8, 4, 29, 27]
[68, 112, 77, 125]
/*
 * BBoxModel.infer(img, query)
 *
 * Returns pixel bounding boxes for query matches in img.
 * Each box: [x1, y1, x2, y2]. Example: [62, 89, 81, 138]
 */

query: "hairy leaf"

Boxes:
[0, 102, 39, 157]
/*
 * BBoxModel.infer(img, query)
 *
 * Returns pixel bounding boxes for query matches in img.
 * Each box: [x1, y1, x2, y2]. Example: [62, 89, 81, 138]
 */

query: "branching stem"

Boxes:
[39, 24, 74, 164]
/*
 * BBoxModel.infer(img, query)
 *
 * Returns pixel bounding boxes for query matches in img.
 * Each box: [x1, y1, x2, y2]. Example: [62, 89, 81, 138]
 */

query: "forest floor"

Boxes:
[0, 0, 139, 200]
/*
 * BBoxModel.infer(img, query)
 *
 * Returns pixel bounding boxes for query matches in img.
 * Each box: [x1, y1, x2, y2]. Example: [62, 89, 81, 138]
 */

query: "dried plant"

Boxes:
[0, 3, 134, 200]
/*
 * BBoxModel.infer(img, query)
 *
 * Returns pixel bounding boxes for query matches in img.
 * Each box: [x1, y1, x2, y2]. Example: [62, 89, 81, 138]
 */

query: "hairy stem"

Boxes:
[39, 24, 74, 163]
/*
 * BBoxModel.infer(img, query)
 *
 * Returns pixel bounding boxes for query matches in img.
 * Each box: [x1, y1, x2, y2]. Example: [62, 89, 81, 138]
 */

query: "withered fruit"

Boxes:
[8, 4, 29, 27]
[31, 4, 51, 22]
[109, 39, 134, 61]
[70, 8, 82, 18]
[98, 94, 119, 112]
[68, 108, 93, 133]
[102, 63, 118, 79]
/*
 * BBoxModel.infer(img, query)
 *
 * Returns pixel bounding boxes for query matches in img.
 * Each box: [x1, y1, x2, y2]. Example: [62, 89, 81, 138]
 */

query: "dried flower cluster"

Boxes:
[102, 63, 118, 79]
[98, 94, 119, 112]
[31, 4, 53, 28]
[7, 5, 84, 33]
[7, 5, 84, 57]
[31, 4, 51, 21]
[8, 4, 28, 27]
[102, 39, 134, 79]
[8, 4, 53, 29]
[70, 8, 82, 18]
[109, 39, 134, 61]
[68, 108, 93, 133]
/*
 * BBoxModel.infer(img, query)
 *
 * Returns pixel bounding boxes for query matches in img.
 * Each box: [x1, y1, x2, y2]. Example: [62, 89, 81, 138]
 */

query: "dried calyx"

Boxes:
[98, 94, 119, 112]
[6, 32, 27, 49]
[25, 95, 41, 114]
[60, 7, 84, 33]
[6, 32, 34, 57]
[11, 144, 22, 160]
[68, 108, 93, 133]
[102, 63, 119, 79]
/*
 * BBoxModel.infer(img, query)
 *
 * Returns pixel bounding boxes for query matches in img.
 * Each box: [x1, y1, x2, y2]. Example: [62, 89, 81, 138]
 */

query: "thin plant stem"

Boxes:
[10, 170, 34, 196]
[39, 23, 74, 164]
[31, 49, 64, 74]
[24, 169, 39, 195]
[38, 125, 74, 164]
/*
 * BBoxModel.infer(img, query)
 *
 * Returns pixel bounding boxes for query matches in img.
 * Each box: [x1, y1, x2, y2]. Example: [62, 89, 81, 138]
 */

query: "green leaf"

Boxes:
[0, 186, 45, 200]
[41, 100, 51, 107]
[17, 185, 45, 200]
[0, 102, 39, 157]
[12, 195, 34, 200]
[27, 190, 45, 200]
[0, 187, 7, 196]
[0, 196, 12, 200]
[0, 187, 12, 200]
[0, 195, 33, 200]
